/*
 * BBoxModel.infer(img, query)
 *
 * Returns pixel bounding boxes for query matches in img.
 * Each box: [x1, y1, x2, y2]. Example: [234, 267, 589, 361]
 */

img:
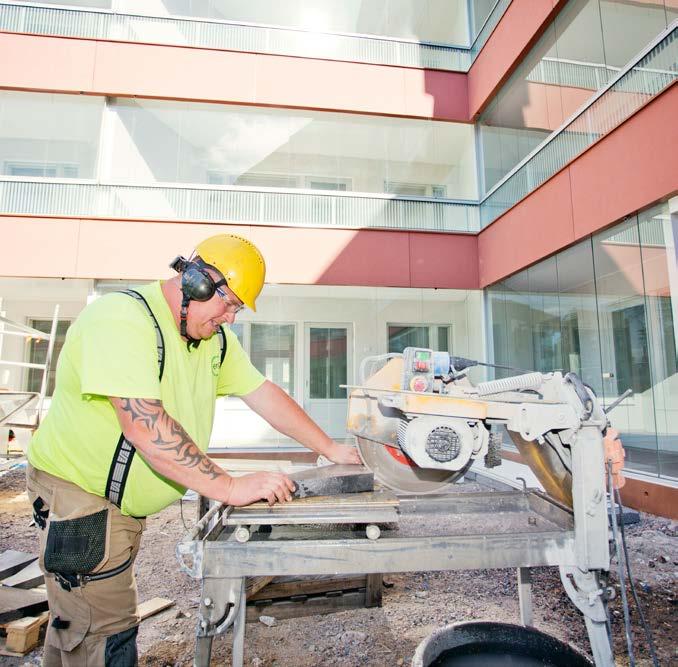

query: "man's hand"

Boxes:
[226, 472, 296, 507]
[604, 428, 626, 489]
[324, 442, 362, 465]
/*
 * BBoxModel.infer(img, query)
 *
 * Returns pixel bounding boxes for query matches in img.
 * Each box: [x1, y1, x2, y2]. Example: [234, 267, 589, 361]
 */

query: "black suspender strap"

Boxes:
[104, 291, 227, 510]
[217, 325, 227, 366]
[123, 289, 166, 380]
[105, 290, 165, 509]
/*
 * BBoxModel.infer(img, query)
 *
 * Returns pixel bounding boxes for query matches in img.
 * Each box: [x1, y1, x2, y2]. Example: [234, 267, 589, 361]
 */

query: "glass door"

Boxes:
[304, 324, 351, 440]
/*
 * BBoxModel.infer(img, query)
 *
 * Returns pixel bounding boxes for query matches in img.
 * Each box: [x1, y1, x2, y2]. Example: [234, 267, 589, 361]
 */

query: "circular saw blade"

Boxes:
[357, 437, 461, 494]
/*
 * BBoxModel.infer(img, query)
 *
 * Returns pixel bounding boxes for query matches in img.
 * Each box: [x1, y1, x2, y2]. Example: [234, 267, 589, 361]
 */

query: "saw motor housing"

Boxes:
[396, 347, 490, 472]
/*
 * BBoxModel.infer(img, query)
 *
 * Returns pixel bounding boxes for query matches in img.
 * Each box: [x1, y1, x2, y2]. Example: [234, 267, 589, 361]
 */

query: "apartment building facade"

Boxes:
[1, 0, 676, 515]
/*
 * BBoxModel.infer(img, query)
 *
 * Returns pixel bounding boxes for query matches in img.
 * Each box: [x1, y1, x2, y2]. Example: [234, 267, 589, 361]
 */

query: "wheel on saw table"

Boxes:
[357, 436, 463, 494]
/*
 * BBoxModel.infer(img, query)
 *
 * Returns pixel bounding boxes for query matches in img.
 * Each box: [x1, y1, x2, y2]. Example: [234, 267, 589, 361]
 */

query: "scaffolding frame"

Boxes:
[0, 305, 60, 453]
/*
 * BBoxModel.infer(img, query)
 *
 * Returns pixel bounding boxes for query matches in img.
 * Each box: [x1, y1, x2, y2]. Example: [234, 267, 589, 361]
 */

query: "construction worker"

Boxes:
[25, 233, 360, 666]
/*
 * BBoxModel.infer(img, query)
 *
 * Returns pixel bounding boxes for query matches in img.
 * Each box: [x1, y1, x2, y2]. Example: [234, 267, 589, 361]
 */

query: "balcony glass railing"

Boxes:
[0, 0, 511, 72]
[479, 22, 678, 228]
[0, 180, 480, 233]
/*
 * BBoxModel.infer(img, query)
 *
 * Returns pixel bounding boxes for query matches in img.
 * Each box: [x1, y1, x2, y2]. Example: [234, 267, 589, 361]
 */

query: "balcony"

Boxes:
[0, 0, 511, 72]
[0, 179, 480, 233]
[480, 21, 678, 228]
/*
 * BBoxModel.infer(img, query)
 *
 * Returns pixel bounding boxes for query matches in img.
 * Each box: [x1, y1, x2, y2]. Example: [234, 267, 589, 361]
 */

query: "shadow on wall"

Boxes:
[309, 229, 480, 290]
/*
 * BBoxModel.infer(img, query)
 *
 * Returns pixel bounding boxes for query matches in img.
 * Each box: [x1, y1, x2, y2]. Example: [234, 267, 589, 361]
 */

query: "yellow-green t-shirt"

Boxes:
[28, 282, 265, 517]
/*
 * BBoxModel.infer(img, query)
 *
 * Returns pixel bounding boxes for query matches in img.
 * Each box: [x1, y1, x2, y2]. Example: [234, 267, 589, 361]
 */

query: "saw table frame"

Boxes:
[178, 467, 614, 667]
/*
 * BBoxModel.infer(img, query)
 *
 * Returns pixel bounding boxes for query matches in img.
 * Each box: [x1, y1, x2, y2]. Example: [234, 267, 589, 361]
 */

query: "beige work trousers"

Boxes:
[26, 464, 145, 666]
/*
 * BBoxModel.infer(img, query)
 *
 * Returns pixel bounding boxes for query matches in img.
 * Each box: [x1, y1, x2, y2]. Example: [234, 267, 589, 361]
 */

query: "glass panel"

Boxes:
[487, 285, 509, 378]
[388, 325, 429, 353]
[478, 23, 559, 193]
[106, 98, 477, 199]
[556, 239, 603, 395]
[593, 218, 658, 475]
[599, 0, 668, 68]
[667, 0, 678, 24]
[228, 323, 244, 347]
[638, 201, 678, 479]
[27, 320, 72, 396]
[116, 0, 471, 45]
[553, 0, 608, 116]
[250, 323, 295, 397]
[471, 0, 499, 41]
[33, 0, 111, 6]
[502, 271, 534, 372]
[309, 327, 347, 399]
[528, 256, 562, 372]
[437, 326, 451, 352]
[0, 91, 103, 179]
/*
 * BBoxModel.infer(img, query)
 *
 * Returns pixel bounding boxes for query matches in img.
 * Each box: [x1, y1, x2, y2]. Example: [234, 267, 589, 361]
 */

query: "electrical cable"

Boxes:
[608, 462, 636, 666]
[615, 484, 660, 667]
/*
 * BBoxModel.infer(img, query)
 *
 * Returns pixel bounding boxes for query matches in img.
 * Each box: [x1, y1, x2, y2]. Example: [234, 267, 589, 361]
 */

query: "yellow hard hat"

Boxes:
[195, 234, 266, 312]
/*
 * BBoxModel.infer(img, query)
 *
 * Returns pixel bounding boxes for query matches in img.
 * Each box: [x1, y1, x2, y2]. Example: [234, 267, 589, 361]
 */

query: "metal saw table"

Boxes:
[177, 484, 613, 666]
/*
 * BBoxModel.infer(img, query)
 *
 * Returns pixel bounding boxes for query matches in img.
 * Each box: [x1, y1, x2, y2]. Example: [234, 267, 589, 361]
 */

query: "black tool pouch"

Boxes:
[44, 509, 108, 577]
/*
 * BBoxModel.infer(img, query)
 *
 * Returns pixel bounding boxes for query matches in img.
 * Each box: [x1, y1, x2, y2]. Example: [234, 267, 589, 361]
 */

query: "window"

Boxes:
[235, 173, 299, 189]
[26, 320, 72, 396]
[384, 181, 447, 198]
[0, 91, 102, 180]
[304, 177, 351, 192]
[5, 162, 79, 178]
[612, 305, 652, 394]
[388, 325, 452, 354]
[250, 323, 295, 397]
[309, 327, 347, 399]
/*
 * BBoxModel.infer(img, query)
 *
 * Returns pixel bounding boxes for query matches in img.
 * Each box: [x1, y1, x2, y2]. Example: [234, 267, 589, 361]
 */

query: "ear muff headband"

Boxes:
[171, 256, 227, 302]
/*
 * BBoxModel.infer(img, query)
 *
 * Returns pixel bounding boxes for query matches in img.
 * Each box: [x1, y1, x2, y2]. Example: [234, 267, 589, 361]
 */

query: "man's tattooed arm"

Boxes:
[109, 396, 296, 508]
[110, 397, 226, 486]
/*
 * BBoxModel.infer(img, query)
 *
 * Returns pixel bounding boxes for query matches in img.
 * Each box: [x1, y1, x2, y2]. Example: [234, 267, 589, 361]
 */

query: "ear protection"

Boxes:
[169, 255, 228, 347]
[170, 255, 225, 302]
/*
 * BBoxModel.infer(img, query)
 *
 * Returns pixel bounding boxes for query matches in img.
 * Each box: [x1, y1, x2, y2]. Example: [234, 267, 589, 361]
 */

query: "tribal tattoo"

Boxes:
[118, 398, 222, 480]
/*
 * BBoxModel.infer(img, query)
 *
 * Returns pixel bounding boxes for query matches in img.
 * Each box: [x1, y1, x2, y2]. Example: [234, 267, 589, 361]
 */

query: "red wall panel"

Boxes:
[0, 32, 468, 122]
[468, 0, 565, 119]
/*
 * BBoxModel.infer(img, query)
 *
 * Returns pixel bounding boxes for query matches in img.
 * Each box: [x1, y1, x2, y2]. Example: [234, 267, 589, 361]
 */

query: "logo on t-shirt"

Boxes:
[211, 356, 220, 376]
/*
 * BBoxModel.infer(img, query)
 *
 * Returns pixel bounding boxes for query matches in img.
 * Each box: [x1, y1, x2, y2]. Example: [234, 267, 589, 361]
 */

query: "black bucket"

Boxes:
[412, 621, 592, 667]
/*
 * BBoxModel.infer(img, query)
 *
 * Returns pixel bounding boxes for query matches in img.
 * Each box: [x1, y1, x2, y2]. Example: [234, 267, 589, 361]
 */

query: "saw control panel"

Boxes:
[402, 347, 434, 392]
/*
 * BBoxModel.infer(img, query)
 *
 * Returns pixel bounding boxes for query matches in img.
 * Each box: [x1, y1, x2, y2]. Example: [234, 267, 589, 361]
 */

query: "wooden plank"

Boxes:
[365, 573, 383, 608]
[0, 586, 47, 618]
[248, 576, 366, 602]
[137, 597, 174, 621]
[4, 611, 49, 655]
[246, 591, 366, 623]
[245, 576, 275, 599]
[0, 552, 37, 580]
[2, 560, 44, 589]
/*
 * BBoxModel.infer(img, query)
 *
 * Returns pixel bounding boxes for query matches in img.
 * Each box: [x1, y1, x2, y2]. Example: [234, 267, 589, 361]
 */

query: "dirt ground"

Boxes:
[0, 465, 676, 666]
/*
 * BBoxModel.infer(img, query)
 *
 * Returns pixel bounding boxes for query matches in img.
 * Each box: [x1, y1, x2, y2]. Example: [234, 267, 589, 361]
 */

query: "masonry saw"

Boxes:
[346, 347, 610, 504]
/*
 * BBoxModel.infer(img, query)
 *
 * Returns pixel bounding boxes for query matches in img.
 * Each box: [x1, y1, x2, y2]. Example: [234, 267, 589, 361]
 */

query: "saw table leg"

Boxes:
[560, 566, 614, 666]
[584, 616, 614, 667]
[231, 585, 247, 667]
[194, 636, 213, 667]
[517, 567, 533, 627]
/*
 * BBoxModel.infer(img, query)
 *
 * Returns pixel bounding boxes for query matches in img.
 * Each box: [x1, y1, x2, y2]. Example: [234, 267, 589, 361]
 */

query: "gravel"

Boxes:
[0, 467, 675, 666]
